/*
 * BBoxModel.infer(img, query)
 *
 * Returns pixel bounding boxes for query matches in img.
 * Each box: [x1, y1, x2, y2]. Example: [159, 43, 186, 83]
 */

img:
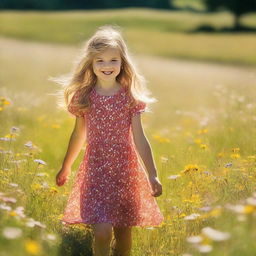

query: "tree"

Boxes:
[203, 0, 256, 29]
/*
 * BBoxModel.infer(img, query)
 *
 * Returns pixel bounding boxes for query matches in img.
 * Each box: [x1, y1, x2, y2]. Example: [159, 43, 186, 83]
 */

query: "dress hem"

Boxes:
[60, 219, 164, 228]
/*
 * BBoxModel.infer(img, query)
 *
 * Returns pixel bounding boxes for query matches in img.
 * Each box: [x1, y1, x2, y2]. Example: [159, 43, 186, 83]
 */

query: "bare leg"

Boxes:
[112, 226, 132, 256]
[92, 223, 113, 256]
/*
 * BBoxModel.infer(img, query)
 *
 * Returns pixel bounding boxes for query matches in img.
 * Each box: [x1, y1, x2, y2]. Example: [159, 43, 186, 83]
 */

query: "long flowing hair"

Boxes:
[48, 25, 157, 114]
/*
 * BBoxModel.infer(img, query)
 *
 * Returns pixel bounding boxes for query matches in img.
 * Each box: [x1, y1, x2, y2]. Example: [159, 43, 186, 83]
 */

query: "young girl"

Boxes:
[55, 25, 164, 256]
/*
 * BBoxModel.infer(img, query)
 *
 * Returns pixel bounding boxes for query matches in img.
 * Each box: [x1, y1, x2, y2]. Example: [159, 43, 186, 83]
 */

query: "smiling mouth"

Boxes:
[102, 71, 113, 75]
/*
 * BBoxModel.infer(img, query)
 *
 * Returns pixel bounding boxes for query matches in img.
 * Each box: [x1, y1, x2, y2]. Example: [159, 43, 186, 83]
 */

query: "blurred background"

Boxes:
[0, 1, 256, 256]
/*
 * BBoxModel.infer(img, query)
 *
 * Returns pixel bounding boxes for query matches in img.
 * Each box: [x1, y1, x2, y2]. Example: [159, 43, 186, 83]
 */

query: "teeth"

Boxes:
[102, 71, 113, 75]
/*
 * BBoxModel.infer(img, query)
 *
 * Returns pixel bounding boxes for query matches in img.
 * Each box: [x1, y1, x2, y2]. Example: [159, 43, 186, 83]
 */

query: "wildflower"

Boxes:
[24, 141, 33, 148]
[34, 159, 47, 165]
[184, 213, 201, 220]
[225, 203, 245, 214]
[25, 217, 46, 228]
[196, 244, 212, 253]
[2, 227, 23, 239]
[10, 126, 20, 133]
[0, 196, 17, 203]
[224, 162, 232, 168]
[42, 182, 49, 189]
[200, 144, 208, 150]
[246, 197, 256, 206]
[197, 129, 208, 135]
[24, 141, 40, 151]
[49, 186, 58, 193]
[51, 124, 60, 129]
[217, 152, 224, 158]
[194, 138, 202, 144]
[243, 205, 255, 214]
[230, 153, 240, 159]
[9, 182, 18, 187]
[199, 206, 212, 212]
[160, 156, 169, 163]
[45, 233, 56, 241]
[0, 97, 11, 105]
[186, 235, 202, 244]
[146, 227, 155, 230]
[201, 227, 230, 241]
[167, 174, 181, 180]
[0, 137, 15, 141]
[14, 206, 26, 218]
[31, 183, 42, 191]
[25, 239, 41, 255]
[36, 172, 49, 177]
[0, 203, 12, 211]
[181, 164, 199, 174]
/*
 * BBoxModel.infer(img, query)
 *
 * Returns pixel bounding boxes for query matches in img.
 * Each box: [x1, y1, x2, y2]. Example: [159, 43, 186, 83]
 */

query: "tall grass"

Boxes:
[0, 36, 256, 255]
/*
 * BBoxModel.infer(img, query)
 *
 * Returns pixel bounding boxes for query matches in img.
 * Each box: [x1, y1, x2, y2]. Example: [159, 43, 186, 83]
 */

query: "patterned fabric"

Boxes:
[61, 86, 164, 227]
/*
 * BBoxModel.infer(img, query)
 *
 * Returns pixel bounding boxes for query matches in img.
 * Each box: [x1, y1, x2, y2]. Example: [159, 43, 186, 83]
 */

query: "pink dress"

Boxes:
[61, 86, 164, 227]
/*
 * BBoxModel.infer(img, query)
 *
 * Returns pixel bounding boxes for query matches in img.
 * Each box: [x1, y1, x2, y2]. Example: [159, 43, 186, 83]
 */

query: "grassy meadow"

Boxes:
[1, 8, 256, 256]
[0, 9, 256, 66]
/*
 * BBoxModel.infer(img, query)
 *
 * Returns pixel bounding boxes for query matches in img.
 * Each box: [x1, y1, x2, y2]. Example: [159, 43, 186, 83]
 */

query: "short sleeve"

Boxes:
[67, 90, 85, 118]
[130, 100, 146, 118]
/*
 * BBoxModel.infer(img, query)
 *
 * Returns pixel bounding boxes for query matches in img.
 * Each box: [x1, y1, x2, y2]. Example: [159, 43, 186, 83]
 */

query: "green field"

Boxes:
[0, 9, 256, 256]
[1, 9, 256, 66]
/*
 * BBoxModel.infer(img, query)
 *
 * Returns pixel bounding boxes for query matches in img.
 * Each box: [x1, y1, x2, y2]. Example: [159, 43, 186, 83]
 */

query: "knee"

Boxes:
[93, 225, 112, 244]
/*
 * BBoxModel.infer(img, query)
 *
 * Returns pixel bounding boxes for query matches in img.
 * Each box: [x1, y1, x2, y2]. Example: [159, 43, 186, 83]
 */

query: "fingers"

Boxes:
[151, 183, 162, 197]
[56, 175, 66, 187]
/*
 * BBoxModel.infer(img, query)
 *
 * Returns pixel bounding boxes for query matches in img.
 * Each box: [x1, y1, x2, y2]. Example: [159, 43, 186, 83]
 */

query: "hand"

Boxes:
[56, 166, 71, 186]
[148, 176, 162, 197]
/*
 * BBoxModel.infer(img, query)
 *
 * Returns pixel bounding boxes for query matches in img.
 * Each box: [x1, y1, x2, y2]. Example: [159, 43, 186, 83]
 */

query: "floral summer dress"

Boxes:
[61, 86, 164, 227]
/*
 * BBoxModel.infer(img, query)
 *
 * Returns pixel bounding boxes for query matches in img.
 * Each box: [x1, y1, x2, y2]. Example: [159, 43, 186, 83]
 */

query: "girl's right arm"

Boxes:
[56, 116, 87, 186]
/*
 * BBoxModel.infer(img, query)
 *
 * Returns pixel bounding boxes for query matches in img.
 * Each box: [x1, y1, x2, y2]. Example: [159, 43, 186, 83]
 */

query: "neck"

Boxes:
[95, 80, 120, 90]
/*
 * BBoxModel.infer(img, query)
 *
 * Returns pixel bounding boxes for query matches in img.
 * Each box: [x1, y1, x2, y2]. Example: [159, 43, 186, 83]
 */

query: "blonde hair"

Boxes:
[48, 25, 157, 114]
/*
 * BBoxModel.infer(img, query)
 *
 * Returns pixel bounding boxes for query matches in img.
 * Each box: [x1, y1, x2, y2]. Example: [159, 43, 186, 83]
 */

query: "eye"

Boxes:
[111, 59, 117, 62]
[96, 60, 103, 62]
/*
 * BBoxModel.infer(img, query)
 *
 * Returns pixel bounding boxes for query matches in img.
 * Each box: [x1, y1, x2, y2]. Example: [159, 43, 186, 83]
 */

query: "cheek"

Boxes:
[93, 63, 103, 70]
[113, 62, 121, 70]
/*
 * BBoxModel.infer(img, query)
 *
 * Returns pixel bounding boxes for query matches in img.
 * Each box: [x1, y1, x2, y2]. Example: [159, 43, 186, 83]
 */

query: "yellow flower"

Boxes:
[243, 205, 255, 214]
[230, 153, 240, 159]
[25, 239, 41, 255]
[5, 133, 17, 139]
[217, 152, 224, 158]
[209, 207, 222, 217]
[9, 211, 18, 217]
[232, 147, 240, 153]
[51, 124, 60, 129]
[197, 129, 208, 134]
[181, 164, 199, 174]
[200, 144, 208, 150]
[0, 97, 11, 105]
[152, 134, 170, 143]
[31, 183, 42, 191]
[194, 138, 202, 144]
[50, 187, 58, 193]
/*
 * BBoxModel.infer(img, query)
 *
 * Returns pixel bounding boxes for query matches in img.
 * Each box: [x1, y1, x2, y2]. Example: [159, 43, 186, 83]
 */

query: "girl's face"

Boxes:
[92, 48, 122, 83]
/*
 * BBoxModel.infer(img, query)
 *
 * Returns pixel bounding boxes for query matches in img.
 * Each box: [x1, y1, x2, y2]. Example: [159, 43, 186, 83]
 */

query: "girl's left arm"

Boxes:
[131, 114, 162, 197]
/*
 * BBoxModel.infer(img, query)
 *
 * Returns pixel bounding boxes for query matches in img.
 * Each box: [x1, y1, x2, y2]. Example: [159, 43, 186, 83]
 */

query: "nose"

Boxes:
[101, 61, 114, 69]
